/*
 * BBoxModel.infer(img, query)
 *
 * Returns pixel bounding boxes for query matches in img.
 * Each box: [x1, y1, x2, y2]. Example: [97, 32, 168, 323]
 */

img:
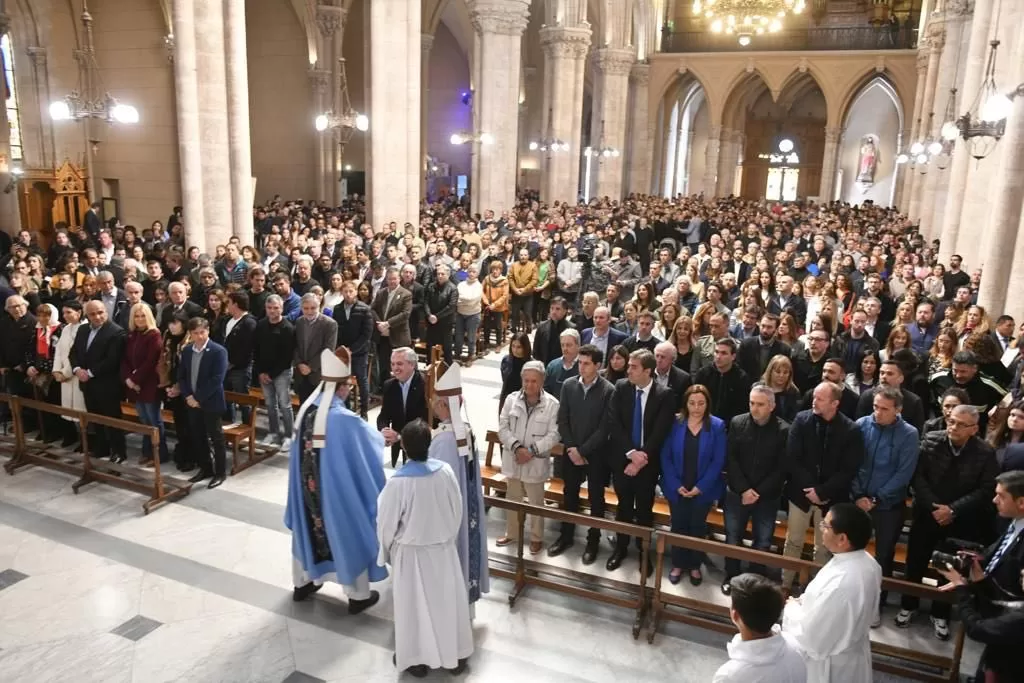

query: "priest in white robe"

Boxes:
[428, 362, 489, 611]
[377, 419, 474, 677]
[782, 502, 881, 683]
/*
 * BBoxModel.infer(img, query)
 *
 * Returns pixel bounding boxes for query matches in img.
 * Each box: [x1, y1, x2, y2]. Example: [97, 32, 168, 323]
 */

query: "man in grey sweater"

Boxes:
[550, 344, 615, 565]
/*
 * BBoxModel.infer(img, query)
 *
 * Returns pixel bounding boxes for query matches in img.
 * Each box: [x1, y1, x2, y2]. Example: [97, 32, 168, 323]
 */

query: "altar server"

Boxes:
[284, 346, 386, 613]
[781, 503, 880, 682]
[428, 362, 490, 611]
[377, 419, 474, 677]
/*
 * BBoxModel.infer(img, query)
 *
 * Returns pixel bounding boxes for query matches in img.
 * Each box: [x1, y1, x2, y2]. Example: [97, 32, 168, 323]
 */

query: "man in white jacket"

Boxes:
[714, 573, 806, 683]
[782, 503, 881, 682]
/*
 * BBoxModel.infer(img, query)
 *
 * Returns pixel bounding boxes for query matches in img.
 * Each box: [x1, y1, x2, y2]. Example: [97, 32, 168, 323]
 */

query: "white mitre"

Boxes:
[434, 362, 471, 459]
[310, 346, 352, 449]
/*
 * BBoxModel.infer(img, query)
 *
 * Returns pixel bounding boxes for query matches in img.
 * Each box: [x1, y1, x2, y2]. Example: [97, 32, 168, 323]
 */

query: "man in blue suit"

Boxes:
[178, 317, 229, 488]
[579, 306, 627, 367]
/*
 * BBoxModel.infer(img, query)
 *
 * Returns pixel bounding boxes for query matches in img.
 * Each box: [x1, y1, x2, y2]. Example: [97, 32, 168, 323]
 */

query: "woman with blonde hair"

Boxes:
[669, 315, 695, 371]
[892, 299, 915, 328]
[656, 302, 681, 341]
[880, 324, 911, 363]
[692, 301, 716, 338]
[928, 327, 958, 375]
[955, 305, 991, 348]
[121, 303, 167, 466]
[685, 262, 705, 302]
[78, 274, 99, 305]
[761, 354, 801, 421]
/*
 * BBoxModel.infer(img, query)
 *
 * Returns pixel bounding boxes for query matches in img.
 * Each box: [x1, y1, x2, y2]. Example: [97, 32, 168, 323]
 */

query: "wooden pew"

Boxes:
[481, 429, 907, 567]
[223, 391, 265, 475]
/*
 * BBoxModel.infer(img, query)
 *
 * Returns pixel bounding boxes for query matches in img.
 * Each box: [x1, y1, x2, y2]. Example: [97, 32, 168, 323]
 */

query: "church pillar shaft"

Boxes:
[539, 25, 591, 205]
[368, 0, 421, 228]
[225, 0, 253, 245]
[467, 0, 530, 215]
[938, 0, 994, 265]
[172, 0, 206, 252]
[819, 127, 841, 201]
[421, 33, 434, 200]
[589, 48, 634, 200]
[626, 63, 651, 195]
[703, 126, 721, 200]
[908, 25, 944, 223]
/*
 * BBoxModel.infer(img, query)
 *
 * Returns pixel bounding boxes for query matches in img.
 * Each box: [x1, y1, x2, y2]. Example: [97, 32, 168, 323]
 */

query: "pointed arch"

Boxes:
[836, 69, 909, 134]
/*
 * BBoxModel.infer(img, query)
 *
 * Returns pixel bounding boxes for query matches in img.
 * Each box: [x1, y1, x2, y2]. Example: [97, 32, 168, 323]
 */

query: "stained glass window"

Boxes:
[1, 34, 22, 162]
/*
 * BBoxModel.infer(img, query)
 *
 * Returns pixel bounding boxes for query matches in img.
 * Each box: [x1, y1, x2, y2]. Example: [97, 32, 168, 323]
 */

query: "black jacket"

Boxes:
[252, 317, 295, 378]
[785, 409, 864, 512]
[855, 385, 926, 433]
[70, 321, 127, 404]
[377, 371, 429, 432]
[605, 379, 676, 473]
[693, 364, 752, 425]
[159, 300, 204, 331]
[0, 311, 37, 370]
[533, 317, 574, 366]
[423, 280, 458, 322]
[219, 313, 257, 369]
[956, 581, 1024, 681]
[799, 384, 860, 420]
[737, 336, 791, 381]
[333, 300, 373, 356]
[727, 413, 789, 501]
[911, 432, 998, 525]
[791, 348, 829, 394]
[653, 365, 692, 412]
[557, 375, 615, 461]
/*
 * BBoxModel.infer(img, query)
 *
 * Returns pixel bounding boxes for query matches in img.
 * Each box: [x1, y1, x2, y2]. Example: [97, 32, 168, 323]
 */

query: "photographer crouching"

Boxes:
[937, 471, 1024, 683]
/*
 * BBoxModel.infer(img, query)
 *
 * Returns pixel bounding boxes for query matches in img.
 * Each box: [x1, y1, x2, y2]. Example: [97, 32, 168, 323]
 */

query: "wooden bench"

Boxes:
[482, 430, 907, 567]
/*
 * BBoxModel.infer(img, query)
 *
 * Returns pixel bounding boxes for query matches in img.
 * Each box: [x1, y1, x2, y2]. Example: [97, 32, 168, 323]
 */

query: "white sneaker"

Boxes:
[895, 609, 915, 628]
[930, 616, 950, 641]
[280, 438, 292, 453]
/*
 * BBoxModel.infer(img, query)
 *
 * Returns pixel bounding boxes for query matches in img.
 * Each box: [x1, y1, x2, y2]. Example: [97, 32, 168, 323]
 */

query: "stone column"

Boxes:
[467, 0, 530, 215]
[938, 0, 994, 264]
[901, 49, 930, 215]
[682, 130, 696, 196]
[908, 23, 944, 222]
[703, 125, 721, 199]
[538, 24, 591, 205]
[0, 11, 20, 234]
[195, 0, 232, 249]
[588, 48, 634, 200]
[310, 68, 331, 203]
[819, 126, 841, 202]
[420, 33, 434, 199]
[626, 63, 651, 195]
[224, 0, 253, 245]
[978, 94, 1024, 316]
[368, 0, 420, 228]
[171, 0, 205, 251]
[325, 6, 348, 207]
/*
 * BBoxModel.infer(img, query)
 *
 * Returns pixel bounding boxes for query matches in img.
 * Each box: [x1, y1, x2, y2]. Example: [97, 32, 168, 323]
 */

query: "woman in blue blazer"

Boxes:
[660, 384, 726, 585]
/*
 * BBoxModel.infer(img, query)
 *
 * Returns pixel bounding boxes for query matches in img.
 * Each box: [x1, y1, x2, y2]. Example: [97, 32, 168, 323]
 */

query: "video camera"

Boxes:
[931, 538, 986, 574]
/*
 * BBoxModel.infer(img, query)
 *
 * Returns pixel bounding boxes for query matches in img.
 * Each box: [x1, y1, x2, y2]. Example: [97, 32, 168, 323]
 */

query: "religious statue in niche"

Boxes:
[857, 135, 879, 185]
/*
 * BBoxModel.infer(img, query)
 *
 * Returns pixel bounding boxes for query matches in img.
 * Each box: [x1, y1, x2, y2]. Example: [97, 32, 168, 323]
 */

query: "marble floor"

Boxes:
[0, 349, 978, 682]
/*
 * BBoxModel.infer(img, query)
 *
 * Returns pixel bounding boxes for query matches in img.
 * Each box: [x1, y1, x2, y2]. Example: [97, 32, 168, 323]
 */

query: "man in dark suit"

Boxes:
[70, 301, 127, 463]
[653, 341, 691, 411]
[604, 349, 675, 575]
[579, 306, 627, 367]
[115, 281, 153, 331]
[178, 317, 229, 489]
[423, 263, 458, 365]
[991, 315, 1017, 355]
[221, 292, 257, 422]
[767, 274, 806, 325]
[371, 267, 412, 393]
[736, 313, 791, 381]
[333, 280, 373, 417]
[533, 297, 574, 365]
[77, 248, 103, 280]
[376, 346, 428, 468]
[400, 264, 426, 342]
[159, 281, 204, 332]
[84, 201, 103, 243]
[93, 271, 129, 324]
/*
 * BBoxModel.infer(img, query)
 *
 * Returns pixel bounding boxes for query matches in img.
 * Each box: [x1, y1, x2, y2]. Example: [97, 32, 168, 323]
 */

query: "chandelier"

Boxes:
[693, 0, 806, 45]
[313, 58, 368, 143]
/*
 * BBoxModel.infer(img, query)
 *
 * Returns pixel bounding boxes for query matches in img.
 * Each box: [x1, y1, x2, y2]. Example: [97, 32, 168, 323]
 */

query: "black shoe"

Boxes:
[581, 542, 600, 566]
[447, 658, 468, 675]
[292, 582, 322, 602]
[407, 665, 429, 678]
[188, 470, 212, 484]
[721, 581, 732, 596]
[110, 453, 127, 465]
[689, 570, 703, 586]
[547, 536, 574, 558]
[606, 549, 627, 572]
[207, 475, 226, 489]
[348, 590, 380, 615]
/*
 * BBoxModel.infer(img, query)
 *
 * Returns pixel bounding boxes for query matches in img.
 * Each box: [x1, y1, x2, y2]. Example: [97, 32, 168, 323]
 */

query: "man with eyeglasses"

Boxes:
[792, 330, 832, 394]
[896, 405, 999, 641]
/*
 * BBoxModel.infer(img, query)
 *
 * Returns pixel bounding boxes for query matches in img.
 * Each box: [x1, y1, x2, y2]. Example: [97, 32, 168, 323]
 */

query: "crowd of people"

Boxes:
[2, 191, 1024, 679]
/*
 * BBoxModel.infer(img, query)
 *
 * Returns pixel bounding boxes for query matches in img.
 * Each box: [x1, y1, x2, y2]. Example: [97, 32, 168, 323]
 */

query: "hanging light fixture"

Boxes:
[695, 0, 801, 46]
[313, 58, 368, 142]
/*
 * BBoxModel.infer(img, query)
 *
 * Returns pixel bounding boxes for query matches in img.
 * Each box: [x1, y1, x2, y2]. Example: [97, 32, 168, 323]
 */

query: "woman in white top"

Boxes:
[455, 265, 484, 366]
[50, 300, 86, 446]
[322, 272, 345, 311]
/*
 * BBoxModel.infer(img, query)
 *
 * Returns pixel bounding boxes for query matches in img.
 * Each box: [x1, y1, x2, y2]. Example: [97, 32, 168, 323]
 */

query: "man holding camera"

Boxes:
[896, 405, 1000, 640]
[937, 471, 1024, 682]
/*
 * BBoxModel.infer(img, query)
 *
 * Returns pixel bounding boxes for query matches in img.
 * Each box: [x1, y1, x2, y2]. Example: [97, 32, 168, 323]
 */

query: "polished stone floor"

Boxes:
[0, 350, 978, 682]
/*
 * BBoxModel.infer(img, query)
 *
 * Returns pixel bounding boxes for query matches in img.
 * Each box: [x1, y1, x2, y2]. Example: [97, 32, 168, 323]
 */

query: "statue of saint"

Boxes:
[857, 135, 878, 184]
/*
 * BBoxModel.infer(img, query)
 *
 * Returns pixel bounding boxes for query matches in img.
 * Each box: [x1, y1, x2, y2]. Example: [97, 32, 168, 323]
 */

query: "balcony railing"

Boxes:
[661, 25, 917, 53]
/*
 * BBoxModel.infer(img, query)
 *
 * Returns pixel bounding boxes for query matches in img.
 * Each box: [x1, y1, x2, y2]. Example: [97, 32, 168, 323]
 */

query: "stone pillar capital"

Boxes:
[945, 0, 974, 17]
[916, 48, 930, 74]
[629, 63, 650, 85]
[538, 25, 592, 58]
[316, 5, 347, 38]
[309, 67, 331, 95]
[925, 21, 946, 51]
[708, 125, 722, 140]
[468, 0, 530, 36]
[591, 48, 634, 77]
[422, 33, 435, 53]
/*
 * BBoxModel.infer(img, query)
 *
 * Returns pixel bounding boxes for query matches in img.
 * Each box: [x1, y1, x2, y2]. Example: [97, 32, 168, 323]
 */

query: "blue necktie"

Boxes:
[986, 523, 1018, 574]
[632, 388, 643, 448]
